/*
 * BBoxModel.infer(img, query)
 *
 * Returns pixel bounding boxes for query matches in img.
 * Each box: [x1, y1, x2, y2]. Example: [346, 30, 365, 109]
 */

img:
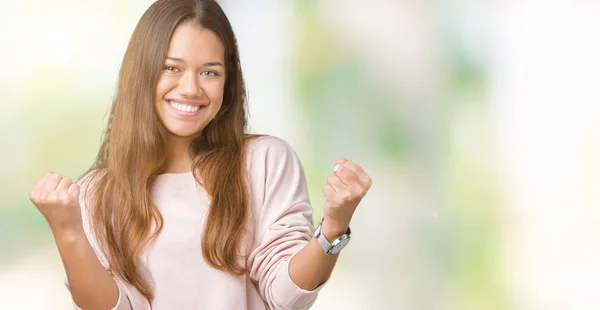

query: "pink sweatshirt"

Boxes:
[67, 136, 324, 309]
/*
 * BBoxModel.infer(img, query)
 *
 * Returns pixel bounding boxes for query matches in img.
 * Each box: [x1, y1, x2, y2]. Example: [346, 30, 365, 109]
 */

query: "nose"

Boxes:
[177, 71, 202, 98]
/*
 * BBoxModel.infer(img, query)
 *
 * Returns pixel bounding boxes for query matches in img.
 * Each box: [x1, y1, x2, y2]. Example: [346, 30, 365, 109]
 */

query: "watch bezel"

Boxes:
[327, 233, 351, 254]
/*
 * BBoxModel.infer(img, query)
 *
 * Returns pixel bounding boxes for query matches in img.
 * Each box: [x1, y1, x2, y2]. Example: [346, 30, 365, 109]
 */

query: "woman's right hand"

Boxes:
[29, 172, 83, 233]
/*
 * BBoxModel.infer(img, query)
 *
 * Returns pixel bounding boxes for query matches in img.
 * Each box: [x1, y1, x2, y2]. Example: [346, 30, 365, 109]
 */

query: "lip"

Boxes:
[165, 99, 206, 117]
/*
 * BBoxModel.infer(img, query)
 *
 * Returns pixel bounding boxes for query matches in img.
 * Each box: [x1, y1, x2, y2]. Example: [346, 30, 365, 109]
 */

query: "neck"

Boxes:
[164, 135, 194, 173]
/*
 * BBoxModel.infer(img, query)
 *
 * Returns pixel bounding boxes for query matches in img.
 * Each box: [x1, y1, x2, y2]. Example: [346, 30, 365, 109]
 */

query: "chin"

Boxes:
[164, 124, 205, 139]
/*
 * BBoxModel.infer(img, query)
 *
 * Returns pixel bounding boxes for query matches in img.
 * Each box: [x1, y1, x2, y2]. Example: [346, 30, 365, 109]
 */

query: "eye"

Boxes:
[164, 66, 180, 72]
[201, 71, 219, 77]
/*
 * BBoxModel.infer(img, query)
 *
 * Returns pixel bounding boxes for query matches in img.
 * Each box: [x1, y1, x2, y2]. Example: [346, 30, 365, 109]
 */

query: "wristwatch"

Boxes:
[313, 218, 352, 255]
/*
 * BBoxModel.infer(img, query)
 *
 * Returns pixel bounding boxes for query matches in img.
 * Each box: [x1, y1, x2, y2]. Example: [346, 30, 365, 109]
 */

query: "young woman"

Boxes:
[29, 0, 371, 309]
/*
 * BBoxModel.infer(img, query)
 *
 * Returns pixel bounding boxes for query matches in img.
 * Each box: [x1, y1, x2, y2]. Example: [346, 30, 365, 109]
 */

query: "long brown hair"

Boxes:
[86, 0, 250, 300]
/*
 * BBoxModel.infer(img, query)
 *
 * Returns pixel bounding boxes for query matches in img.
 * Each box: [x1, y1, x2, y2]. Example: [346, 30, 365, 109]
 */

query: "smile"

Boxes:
[169, 101, 202, 113]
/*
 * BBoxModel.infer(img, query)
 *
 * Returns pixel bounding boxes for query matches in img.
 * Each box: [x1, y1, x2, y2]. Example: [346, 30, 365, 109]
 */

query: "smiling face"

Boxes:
[155, 21, 226, 143]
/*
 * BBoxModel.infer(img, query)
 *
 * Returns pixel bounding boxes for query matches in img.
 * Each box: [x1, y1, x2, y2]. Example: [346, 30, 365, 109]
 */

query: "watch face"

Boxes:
[329, 234, 351, 255]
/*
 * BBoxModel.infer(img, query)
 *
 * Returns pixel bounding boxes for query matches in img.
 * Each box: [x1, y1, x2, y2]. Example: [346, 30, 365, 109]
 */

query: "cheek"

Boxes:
[205, 81, 225, 104]
[155, 76, 173, 99]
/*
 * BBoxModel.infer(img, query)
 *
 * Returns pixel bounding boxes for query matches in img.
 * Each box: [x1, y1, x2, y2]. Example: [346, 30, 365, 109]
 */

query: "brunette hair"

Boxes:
[86, 0, 249, 300]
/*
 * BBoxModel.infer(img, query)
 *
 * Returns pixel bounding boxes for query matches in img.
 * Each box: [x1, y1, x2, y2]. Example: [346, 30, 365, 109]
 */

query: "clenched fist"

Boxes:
[322, 157, 372, 237]
[29, 172, 83, 232]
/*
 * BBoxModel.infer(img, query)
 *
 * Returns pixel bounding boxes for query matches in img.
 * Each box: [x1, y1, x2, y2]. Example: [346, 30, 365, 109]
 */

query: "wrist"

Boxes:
[51, 224, 86, 243]
[321, 218, 350, 243]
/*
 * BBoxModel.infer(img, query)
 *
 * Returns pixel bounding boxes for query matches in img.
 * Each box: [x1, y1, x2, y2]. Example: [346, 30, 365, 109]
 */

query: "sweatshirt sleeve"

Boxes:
[246, 136, 326, 310]
[64, 171, 151, 310]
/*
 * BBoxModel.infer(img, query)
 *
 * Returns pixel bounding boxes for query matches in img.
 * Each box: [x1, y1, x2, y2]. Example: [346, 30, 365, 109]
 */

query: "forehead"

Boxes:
[166, 21, 225, 63]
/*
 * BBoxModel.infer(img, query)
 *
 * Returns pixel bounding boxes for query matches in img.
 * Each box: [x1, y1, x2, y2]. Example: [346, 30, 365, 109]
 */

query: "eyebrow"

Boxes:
[166, 56, 224, 67]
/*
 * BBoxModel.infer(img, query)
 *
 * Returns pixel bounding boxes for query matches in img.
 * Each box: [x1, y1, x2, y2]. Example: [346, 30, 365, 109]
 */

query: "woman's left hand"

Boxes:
[321, 157, 372, 238]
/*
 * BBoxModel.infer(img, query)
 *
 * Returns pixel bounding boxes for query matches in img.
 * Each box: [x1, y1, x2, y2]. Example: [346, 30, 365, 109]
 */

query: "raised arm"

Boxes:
[30, 172, 149, 310]
[246, 137, 371, 310]
[30, 172, 122, 309]
[288, 156, 372, 290]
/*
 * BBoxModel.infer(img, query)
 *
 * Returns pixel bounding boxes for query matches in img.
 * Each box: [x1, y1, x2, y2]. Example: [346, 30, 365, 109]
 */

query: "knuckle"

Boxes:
[44, 195, 54, 204]
[48, 193, 61, 203]
[60, 196, 71, 206]
[342, 191, 353, 201]
[37, 195, 48, 204]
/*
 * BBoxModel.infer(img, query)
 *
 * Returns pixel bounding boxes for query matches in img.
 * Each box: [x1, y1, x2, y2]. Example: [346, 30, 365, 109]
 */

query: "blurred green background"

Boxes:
[2, 1, 600, 309]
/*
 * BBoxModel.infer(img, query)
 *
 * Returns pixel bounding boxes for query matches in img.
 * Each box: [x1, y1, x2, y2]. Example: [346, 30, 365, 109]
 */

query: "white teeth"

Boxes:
[169, 101, 200, 113]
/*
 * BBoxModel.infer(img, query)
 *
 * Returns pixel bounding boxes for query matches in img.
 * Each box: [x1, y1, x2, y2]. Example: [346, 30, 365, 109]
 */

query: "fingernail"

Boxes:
[333, 164, 342, 172]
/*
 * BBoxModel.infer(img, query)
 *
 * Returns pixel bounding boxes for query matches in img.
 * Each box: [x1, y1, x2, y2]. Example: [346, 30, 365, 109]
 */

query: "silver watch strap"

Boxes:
[314, 218, 352, 254]
[316, 227, 333, 252]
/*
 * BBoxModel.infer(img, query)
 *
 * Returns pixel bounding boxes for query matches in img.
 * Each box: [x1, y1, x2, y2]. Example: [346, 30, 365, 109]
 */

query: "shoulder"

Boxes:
[245, 134, 301, 165]
[246, 134, 295, 153]
[243, 136, 311, 218]
[244, 134, 306, 179]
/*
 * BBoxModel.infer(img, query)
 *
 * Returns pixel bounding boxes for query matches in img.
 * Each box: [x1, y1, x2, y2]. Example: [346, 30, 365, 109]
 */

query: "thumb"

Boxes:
[67, 183, 80, 205]
[333, 157, 347, 172]
[335, 157, 347, 165]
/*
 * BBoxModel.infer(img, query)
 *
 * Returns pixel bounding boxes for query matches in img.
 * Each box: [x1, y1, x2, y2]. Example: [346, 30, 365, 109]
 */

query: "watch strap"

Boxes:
[314, 218, 351, 254]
